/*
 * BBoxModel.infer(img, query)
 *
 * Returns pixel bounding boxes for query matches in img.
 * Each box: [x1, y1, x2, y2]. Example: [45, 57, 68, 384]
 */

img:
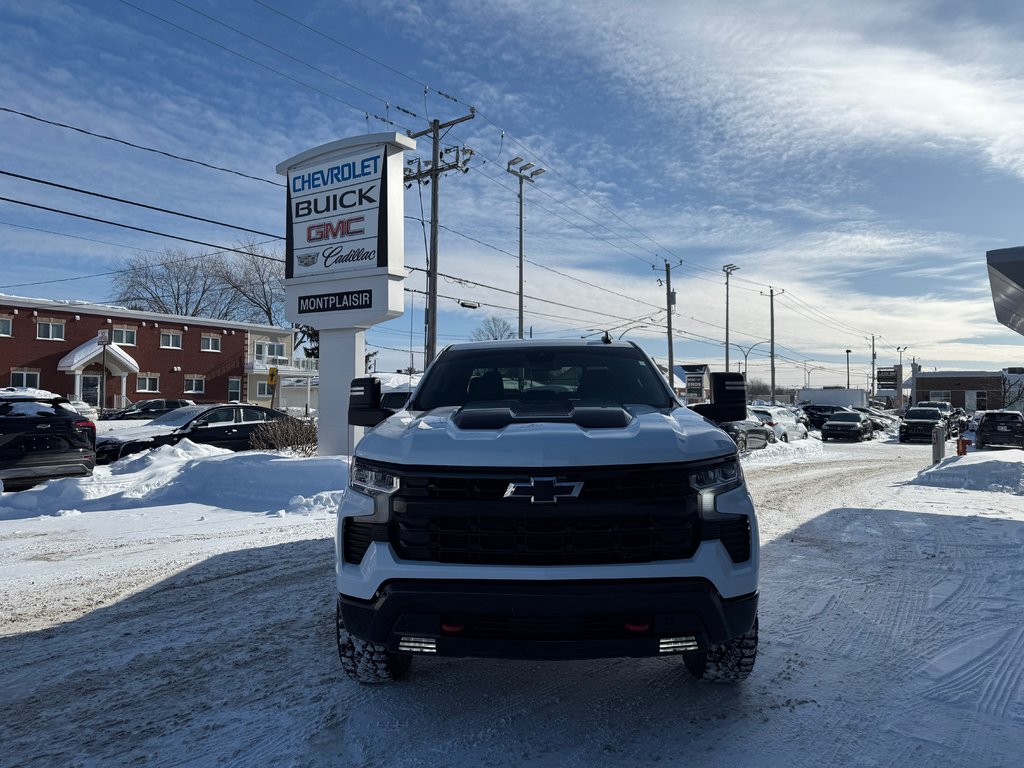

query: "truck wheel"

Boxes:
[336, 596, 411, 684]
[780, 432, 789, 443]
[684, 617, 758, 683]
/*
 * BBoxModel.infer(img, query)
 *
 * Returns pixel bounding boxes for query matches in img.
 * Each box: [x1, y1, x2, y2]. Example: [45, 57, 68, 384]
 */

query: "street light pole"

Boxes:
[723, 264, 739, 373]
[506, 158, 545, 339]
[845, 349, 852, 388]
[733, 340, 771, 378]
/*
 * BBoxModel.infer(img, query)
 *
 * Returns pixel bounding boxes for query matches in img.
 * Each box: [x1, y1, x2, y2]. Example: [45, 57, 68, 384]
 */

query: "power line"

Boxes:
[0, 106, 282, 187]
[0, 170, 283, 239]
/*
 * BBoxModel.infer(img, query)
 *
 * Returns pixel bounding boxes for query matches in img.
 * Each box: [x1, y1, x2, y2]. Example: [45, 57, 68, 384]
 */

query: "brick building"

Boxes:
[0, 295, 313, 410]
[912, 370, 1004, 412]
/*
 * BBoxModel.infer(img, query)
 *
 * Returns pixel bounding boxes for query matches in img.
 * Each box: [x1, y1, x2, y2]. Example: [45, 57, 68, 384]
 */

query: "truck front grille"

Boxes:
[343, 461, 752, 567]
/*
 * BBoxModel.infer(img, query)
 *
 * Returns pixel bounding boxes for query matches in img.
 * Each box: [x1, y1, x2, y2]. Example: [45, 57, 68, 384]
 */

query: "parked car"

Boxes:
[784, 406, 810, 428]
[899, 407, 948, 443]
[69, 400, 99, 420]
[103, 399, 195, 420]
[973, 411, 1024, 449]
[718, 408, 776, 451]
[801, 404, 856, 430]
[967, 411, 988, 432]
[916, 401, 957, 435]
[821, 411, 874, 442]
[851, 406, 897, 431]
[95, 403, 292, 464]
[750, 406, 809, 442]
[0, 387, 96, 491]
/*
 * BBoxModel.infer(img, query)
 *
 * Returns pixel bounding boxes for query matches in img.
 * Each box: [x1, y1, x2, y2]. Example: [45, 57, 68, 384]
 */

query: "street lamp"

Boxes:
[897, 345, 908, 366]
[845, 349, 852, 388]
[507, 157, 546, 339]
[733, 340, 771, 378]
[723, 264, 739, 372]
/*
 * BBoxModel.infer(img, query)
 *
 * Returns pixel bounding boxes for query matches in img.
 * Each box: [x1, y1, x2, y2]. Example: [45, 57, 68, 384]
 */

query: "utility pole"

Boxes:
[406, 109, 476, 364]
[723, 264, 739, 373]
[506, 157, 546, 338]
[656, 260, 680, 393]
[870, 334, 877, 400]
[760, 286, 783, 404]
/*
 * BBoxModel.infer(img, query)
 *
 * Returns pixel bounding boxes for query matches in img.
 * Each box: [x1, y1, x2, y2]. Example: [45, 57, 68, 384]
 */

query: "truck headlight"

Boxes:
[690, 458, 743, 517]
[690, 459, 742, 493]
[350, 459, 398, 497]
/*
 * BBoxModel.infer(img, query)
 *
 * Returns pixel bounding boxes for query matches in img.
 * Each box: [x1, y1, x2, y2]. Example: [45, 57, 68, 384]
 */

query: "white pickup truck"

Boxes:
[336, 339, 759, 683]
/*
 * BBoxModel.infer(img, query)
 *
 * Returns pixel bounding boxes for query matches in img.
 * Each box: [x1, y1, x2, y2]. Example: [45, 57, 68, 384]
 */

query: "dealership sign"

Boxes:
[277, 133, 415, 328]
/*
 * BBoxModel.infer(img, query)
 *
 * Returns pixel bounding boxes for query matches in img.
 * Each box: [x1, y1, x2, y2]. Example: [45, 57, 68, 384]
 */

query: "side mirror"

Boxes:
[689, 372, 747, 423]
[348, 377, 392, 428]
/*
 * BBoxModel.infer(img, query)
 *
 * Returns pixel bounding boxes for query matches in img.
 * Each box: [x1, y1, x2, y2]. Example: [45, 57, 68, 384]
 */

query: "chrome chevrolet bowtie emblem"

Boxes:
[503, 477, 583, 504]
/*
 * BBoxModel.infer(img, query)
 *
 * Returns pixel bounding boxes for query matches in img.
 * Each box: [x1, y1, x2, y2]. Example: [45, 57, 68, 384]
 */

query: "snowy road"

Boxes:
[2, 440, 1023, 767]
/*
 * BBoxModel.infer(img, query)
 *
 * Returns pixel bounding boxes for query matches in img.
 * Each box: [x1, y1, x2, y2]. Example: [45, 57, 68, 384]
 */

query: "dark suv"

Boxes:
[1, 388, 96, 490]
[974, 411, 1024, 449]
[802, 404, 855, 430]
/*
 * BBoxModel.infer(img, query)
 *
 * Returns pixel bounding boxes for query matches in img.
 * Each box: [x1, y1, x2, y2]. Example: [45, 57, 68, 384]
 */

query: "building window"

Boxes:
[228, 377, 241, 402]
[11, 370, 40, 388]
[255, 341, 287, 363]
[112, 327, 136, 345]
[0, 318, 11, 336]
[257, 381, 271, 397]
[201, 334, 221, 352]
[160, 331, 182, 349]
[184, 377, 205, 394]
[928, 390, 952, 403]
[37, 321, 65, 341]
[137, 375, 160, 392]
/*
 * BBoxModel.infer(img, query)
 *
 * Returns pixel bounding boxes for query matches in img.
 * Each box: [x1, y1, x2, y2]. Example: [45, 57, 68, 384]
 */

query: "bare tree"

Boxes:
[111, 242, 286, 326]
[470, 315, 515, 341]
[212, 237, 285, 326]
[111, 248, 242, 319]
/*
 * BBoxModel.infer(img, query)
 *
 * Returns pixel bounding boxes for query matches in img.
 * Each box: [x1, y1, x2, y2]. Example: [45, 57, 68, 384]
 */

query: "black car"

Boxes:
[1, 388, 96, 490]
[104, 398, 195, 420]
[95, 403, 292, 464]
[974, 411, 1024, 449]
[916, 401, 957, 436]
[821, 411, 874, 441]
[718, 408, 775, 451]
[899, 407, 948, 443]
[802, 404, 856, 430]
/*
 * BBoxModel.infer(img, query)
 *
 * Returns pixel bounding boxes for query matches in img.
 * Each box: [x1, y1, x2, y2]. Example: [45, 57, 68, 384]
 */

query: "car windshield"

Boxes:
[905, 408, 941, 419]
[147, 405, 207, 427]
[412, 345, 673, 410]
[830, 413, 861, 422]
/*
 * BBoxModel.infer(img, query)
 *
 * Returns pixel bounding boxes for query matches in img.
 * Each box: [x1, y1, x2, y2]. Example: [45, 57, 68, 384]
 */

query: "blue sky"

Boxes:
[3, 0, 1024, 387]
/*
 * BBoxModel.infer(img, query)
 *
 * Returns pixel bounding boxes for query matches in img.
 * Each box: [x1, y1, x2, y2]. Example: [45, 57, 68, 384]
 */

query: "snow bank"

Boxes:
[911, 450, 1024, 494]
[0, 440, 350, 520]
[741, 435, 825, 466]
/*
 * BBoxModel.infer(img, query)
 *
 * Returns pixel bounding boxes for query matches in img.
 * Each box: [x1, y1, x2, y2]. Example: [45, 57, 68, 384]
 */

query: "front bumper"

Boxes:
[339, 578, 758, 659]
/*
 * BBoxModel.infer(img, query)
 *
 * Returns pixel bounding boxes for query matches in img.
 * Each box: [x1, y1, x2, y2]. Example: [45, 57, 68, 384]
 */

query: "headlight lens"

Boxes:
[690, 459, 741, 492]
[350, 460, 398, 497]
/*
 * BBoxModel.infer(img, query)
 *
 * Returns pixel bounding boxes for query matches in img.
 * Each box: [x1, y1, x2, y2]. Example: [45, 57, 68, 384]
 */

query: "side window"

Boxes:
[203, 408, 236, 425]
[241, 407, 268, 423]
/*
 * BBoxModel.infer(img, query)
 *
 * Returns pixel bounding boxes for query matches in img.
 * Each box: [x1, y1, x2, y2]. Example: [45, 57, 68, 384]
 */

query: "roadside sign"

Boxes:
[267, 367, 278, 389]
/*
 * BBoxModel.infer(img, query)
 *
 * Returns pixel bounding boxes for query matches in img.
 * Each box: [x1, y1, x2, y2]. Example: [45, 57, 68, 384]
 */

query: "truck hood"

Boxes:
[355, 405, 737, 468]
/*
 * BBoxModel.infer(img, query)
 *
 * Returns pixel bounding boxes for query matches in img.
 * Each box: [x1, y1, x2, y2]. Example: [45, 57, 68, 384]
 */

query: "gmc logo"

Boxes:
[306, 217, 365, 243]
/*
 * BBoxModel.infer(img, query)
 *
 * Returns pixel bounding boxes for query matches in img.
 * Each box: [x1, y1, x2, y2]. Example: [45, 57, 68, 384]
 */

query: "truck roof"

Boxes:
[441, 338, 641, 353]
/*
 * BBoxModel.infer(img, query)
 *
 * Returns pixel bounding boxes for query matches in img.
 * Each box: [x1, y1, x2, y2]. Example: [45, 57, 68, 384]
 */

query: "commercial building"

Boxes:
[0, 295, 315, 410]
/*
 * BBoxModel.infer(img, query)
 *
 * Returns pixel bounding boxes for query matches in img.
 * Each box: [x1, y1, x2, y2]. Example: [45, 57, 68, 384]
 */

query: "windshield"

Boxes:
[905, 408, 941, 420]
[830, 413, 861, 422]
[147, 405, 207, 428]
[412, 346, 674, 410]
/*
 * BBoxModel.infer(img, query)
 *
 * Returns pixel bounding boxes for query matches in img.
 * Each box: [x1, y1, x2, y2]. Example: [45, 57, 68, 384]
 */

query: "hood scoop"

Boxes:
[451, 401, 633, 430]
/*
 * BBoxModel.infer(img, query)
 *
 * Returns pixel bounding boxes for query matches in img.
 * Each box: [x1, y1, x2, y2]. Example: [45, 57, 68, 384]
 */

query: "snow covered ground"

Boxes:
[2, 436, 1023, 767]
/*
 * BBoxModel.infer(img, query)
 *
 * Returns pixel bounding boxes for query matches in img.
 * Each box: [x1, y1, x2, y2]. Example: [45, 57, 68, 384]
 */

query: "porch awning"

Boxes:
[58, 339, 140, 375]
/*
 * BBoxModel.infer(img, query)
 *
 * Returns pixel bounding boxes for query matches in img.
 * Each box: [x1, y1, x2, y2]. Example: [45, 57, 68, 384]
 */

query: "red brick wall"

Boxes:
[913, 375, 1004, 410]
[0, 305, 246, 403]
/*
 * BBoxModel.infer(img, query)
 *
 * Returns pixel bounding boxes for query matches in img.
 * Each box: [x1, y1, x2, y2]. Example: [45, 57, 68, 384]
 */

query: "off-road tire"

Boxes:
[336, 596, 411, 684]
[683, 617, 758, 683]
